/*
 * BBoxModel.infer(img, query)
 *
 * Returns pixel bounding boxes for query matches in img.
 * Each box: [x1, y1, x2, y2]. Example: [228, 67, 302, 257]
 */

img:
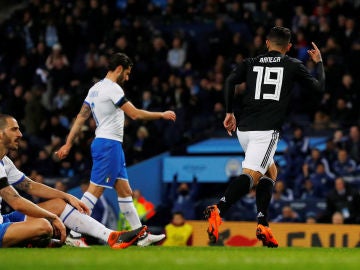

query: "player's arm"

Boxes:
[15, 177, 90, 214]
[120, 101, 176, 122]
[0, 177, 62, 223]
[224, 62, 247, 114]
[0, 179, 66, 242]
[297, 42, 325, 92]
[56, 103, 92, 159]
[223, 62, 246, 135]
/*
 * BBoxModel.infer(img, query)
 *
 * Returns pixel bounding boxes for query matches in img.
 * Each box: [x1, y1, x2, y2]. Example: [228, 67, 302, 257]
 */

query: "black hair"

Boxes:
[172, 211, 185, 218]
[0, 114, 12, 130]
[267, 26, 291, 47]
[108, 53, 133, 71]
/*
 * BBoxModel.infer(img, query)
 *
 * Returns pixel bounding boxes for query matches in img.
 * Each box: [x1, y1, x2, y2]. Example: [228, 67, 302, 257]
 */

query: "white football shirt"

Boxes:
[84, 78, 127, 142]
[0, 156, 25, 224]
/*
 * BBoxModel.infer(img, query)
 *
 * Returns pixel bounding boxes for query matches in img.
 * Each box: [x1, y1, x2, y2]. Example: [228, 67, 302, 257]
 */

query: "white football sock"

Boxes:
[81, 191, 98, 213]
[60, 204, 112, 242]
[118, 196, 142, 229]
[69, 191, 98, 238]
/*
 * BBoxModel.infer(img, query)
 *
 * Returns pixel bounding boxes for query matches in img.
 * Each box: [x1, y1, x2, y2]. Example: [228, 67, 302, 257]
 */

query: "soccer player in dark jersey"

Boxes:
[204, 26, 325, 247]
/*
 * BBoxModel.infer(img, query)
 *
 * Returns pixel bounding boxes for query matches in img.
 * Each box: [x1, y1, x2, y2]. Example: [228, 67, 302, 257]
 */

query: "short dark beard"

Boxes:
[117, 71, 125, 86]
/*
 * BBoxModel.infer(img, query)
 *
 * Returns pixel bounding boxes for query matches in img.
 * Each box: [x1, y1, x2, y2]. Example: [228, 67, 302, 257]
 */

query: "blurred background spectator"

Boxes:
[162, 211, 193, 246]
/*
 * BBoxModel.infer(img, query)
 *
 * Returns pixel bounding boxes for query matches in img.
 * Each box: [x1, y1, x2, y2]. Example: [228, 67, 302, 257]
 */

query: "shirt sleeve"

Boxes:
[295, 61, 325, 93]
[224, 61, 247, 113]
[3, 156, 25, 185]
[109, 84, 126, 106]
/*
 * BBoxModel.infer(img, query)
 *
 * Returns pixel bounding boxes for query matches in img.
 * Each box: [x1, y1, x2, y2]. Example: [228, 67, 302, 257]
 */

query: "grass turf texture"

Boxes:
[1, 246, 359, 270]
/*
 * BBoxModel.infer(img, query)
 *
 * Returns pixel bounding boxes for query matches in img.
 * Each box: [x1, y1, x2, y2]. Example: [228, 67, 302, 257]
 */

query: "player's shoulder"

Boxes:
[2, 156, 13, 165]
[90, 78, 123, 93]
[1, 156, 16, 170]
[283, 55, 303, 65]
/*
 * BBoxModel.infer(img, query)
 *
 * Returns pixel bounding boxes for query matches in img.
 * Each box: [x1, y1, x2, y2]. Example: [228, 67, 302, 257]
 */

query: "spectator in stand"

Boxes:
[272, 205, 302, 223]
[332, 148, 357, 178]
[3, 85, 26, 121]
[332, 129, 348, 149]
[72, 149, 91, 183]
[58, 160, 75, 179]
[298, 178, 323, 200]
[273, 180, 294, 202]
[269, 190, 290, 222]
[283, 126, 310, 186]
[167, 36, 187, 71]
[32, 149, 55, 177]
[133, 189, 156, 222]
[162, 211, 193, 246]
[294, 148, 334, 195]
[345, 125, 360, 164]
[322, 177, 360, 224]
[45, 43, 69, 71]
[321, 138, 339, 167]
[169, 175, 199, 220]
[9, 55, 34, 90]
[308, 163, 336, 197]
[301, 148, 334, 181]
[330, 98, 354, 129]
[332, 211, 345, 225]
[305, 212, 317, 224]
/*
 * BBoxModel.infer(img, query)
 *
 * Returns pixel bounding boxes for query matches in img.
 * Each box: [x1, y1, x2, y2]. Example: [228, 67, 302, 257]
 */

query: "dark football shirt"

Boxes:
[225, 50, 325, 131]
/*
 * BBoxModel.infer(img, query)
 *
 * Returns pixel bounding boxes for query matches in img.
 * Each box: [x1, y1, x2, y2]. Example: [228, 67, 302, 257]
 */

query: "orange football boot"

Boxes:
[204, 205, 222, 243]
[256, 224, 278, 248]
[108, 225, 147, 249]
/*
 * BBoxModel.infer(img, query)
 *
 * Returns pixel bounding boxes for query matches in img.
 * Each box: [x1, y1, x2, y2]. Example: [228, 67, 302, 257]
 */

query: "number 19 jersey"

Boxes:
[225, 50, 325, 131]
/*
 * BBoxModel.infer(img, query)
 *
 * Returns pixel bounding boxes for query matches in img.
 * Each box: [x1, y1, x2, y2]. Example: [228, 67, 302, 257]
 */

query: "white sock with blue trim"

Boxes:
[69, 191, 98, 238]
[60, 204, 112, 242]
[118, 196, 142, 229]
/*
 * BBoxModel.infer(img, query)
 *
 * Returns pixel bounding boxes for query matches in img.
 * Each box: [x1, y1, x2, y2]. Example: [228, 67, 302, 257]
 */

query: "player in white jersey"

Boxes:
[0, 114, 147, 248]
[56, 53, 176, 247]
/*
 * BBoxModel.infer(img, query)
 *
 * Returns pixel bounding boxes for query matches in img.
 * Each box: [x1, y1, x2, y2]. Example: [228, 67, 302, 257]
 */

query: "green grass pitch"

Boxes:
[1, 246, 359, 270]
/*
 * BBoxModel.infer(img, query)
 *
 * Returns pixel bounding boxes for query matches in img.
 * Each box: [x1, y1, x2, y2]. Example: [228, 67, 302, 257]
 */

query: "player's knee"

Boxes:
[265, 163, 277, 181]
[37, 219, 53, 237]
[243, 168, 262, 184]
[115, 181, 132, 197]
[53, 198, 66, 212]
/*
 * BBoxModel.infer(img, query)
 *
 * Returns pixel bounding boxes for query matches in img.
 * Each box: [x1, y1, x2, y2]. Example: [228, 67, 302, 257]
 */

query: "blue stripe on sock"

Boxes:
[84, 195, 96, 207]
[62, 207, 76, 223]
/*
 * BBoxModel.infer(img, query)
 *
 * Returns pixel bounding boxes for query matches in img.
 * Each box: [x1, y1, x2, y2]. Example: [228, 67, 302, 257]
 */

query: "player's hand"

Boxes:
[223, 113, 236, 136]
[65, 194, 90, 215]
[55, 144, 71, 160]
[51, 216, 67, 243]
[162, 111, 176, 122]
[307, 42, 322, 63]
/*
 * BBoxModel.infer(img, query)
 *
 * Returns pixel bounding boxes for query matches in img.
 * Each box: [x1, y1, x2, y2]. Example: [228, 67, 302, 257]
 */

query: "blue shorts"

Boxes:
[0, 211, 25, 247]
[90, 138, 128, 188]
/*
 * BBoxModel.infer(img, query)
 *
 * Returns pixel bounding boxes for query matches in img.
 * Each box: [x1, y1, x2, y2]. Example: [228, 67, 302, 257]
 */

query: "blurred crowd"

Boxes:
[0, 0, 360, 224]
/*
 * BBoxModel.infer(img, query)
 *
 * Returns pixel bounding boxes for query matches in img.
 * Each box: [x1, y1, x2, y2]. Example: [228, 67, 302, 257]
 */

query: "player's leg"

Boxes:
[37, 197, 145, 249]
[115, 178, 142, 229]
[204, 131, 255, 243]
[1, 219, 53, 247]
[249, 130, 279, 247]
[67, 137, 110, 245]
[115, 179, 165, 247]
[256, 162, 277, 226]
